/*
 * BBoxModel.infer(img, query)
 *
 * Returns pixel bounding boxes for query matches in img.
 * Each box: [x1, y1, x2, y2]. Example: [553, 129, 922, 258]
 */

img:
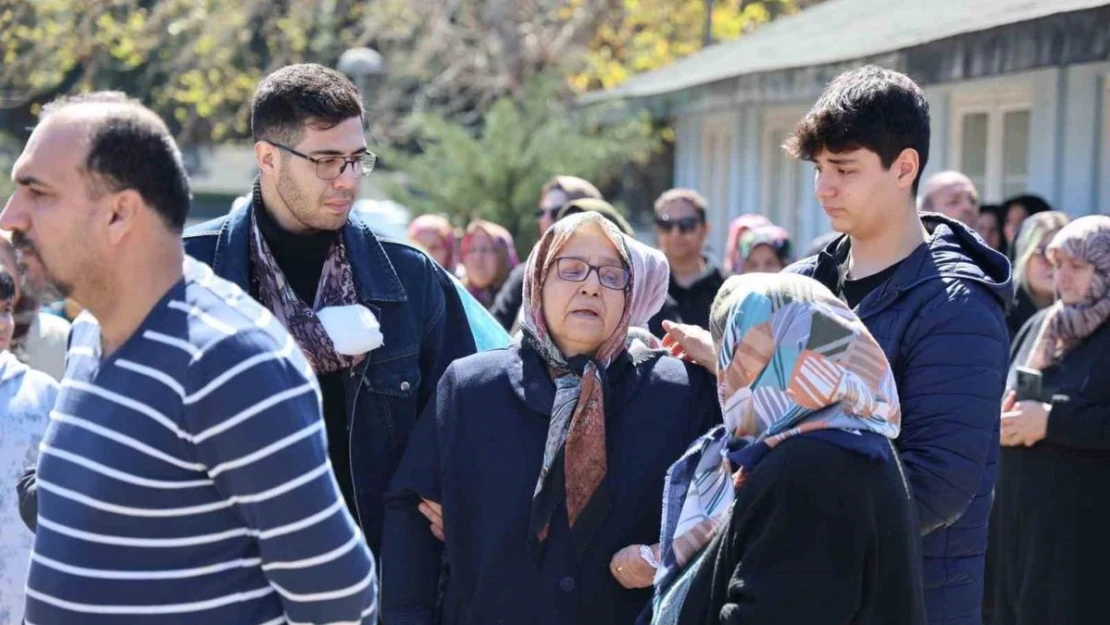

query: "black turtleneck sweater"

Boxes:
[255, 200, 357, 517]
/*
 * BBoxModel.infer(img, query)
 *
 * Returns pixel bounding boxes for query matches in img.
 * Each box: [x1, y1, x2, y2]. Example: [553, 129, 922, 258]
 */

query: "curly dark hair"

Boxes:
[785, 65, 931, 193]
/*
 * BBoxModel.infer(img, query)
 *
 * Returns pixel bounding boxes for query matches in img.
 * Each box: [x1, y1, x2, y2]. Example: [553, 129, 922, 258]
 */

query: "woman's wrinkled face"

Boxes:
[742, 245, 785, 274]
[541, 223, 627, 358]
[463, 229, 499, 290]
[412, 230, 451, 268]
[1053, 251, 1095, 305]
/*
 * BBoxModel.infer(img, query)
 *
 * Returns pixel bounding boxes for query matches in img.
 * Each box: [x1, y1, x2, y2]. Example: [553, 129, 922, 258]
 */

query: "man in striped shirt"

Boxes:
[1, 92, 377, 623]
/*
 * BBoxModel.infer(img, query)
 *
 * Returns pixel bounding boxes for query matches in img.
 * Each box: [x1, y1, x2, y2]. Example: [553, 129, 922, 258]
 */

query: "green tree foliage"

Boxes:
[382, 75, 657, 253]
[569, 0, 800, 93]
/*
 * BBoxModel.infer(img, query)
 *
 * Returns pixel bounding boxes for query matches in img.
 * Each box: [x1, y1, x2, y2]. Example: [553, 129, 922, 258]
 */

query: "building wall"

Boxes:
[672, 60, 1110, 265]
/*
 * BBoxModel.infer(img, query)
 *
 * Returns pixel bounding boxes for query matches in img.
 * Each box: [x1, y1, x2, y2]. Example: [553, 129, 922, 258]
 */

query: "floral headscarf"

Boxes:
[520, 211, 633, 561]
[738, 224, 792, 271]
[407, 214, 456, 268]
[723, 214, 772, 275]
[461, 220, 519, 307]
[1026, 215, 1110, 370]
[652, 272, 901, 623]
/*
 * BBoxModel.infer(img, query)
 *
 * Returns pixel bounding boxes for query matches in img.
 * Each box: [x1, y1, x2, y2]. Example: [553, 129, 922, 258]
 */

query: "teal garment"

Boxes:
[449, 274, 512, 351]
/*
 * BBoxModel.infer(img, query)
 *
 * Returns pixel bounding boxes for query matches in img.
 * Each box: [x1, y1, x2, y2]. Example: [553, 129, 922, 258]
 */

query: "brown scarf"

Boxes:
[1027, 216, 1110, 370]
[248, 207, 365, 374]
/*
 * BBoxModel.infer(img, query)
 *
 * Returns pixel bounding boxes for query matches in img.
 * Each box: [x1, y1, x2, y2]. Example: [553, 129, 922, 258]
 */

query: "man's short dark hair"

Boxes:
[0, 266, 15, 303]
[41, 92, 192, 232]
[654, 188, 708, 222]
[785, 65, 931, 193]
[252, 64, 364, 146]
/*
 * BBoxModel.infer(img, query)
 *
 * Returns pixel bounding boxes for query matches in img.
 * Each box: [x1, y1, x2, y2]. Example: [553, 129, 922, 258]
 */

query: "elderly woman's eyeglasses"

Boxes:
[268, 142, 378, 180]
[553, 257, 629, 290]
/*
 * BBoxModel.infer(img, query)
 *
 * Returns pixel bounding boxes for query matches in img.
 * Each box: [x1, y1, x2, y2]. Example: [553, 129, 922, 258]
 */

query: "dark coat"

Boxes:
[987, 309, 1110, 625]
[786, 213, 1012, 625]
[183, 202, 479, 553]
[668, 259, 724, 330]
[380, 344, 721, 625]
[675, 435, 927, 625]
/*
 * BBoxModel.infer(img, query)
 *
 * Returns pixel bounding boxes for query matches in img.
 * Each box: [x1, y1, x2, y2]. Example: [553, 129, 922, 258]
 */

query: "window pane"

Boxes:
[1002, 110, 1030, 198]
[960, 112, 988, 184]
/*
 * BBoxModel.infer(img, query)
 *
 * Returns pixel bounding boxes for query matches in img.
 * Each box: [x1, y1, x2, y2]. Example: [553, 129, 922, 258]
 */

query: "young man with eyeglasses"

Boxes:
[653, 188, 723, 329]
[183, 64, 482, 555]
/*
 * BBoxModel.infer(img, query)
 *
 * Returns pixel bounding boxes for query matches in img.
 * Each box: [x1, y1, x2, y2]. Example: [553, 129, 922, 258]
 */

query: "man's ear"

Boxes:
[105, 189, 142, 245]
[894, 148, 920, 191]
[255, 140, 279, 177]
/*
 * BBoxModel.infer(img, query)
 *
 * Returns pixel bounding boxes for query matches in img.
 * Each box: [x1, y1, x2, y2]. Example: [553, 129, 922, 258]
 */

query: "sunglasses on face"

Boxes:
[654, 216, 703, 234]
[553, 257, 629, 290]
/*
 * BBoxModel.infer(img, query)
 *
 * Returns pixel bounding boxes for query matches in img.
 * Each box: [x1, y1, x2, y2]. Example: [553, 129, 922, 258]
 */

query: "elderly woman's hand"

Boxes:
[418, 498, 444, 542]
[609, 543, 660, 589]
[1001, 399, 1050, 447]
[661, 321, 716, 374]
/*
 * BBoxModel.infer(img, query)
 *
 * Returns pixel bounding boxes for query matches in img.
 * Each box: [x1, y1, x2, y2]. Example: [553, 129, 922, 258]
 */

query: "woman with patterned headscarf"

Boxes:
[989, 215, 1110, 625]
[614, 272, 925, 625]
[407, 214, 456, 270]
[1006, 211, 1069, 337]
[737, 224, 793, 274]
[722, 214, 772, 275]
[380, 212, 720, 625]
[459, 220, 519, 309]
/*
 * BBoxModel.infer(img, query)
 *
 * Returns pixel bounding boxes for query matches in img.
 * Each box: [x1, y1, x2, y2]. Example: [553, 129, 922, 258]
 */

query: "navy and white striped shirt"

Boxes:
[25, 257, 377, 625]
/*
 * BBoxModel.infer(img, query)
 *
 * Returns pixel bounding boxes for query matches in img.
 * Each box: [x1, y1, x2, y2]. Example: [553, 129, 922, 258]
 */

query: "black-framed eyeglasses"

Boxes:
[268, 142, 377, 180]
[553, 257, 629, 290]
[654, 216, 703, 234]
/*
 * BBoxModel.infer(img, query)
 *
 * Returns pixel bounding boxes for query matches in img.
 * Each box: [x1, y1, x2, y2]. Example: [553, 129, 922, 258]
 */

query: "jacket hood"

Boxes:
[917, 212, 1013, 306]
[815, 212, 1013, 309]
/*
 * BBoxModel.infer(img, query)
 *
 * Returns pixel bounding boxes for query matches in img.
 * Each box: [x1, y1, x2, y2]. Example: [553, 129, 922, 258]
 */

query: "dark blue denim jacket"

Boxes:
[183, 201, 479, 552]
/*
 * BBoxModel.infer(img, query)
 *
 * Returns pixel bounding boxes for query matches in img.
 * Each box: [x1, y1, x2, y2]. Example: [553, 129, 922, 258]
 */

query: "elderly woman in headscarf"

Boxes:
[460, 219, 519, 309]
[616, 273, 926, 625]
[380, 212, 720, 625]
[988, 216, 1110, 625]
[407, 213, 456, 270]
[737, 224, 792, 274]
[1005, 211, 1069, 337]
[722, 214, 772, 275]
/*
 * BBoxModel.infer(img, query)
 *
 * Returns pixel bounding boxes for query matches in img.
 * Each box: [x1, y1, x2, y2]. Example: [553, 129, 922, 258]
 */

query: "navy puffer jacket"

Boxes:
[787, 213, 1011, 625]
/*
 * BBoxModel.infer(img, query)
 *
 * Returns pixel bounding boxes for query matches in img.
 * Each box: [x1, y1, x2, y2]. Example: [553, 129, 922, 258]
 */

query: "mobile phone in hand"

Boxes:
[1014, 367, 1043, 402]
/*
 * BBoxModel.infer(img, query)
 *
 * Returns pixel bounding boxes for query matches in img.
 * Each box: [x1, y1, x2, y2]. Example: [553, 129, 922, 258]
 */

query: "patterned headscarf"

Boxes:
[652, 273, 901, 622]
[521, 211, 633, 562]
[461, 220, 519, 308]
[723, 214, 772, 275]
[1026, 215, 1110, 370]
[624, 236, 670, 349]
[738, 224, 792, 271]
[1012, 211, 1069, 304]
[407, 214, 456, 267]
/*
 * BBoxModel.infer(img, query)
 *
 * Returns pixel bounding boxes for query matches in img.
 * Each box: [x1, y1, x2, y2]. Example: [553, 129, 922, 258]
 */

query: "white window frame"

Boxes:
[1100, 75, 1110, 214]
[699, 113, 735, 258]
[948, 85, 1033, 202]
[760, 107, 815, 248]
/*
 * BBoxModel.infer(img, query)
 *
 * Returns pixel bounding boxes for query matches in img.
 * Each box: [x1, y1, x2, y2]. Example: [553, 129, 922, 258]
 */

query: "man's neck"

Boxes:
[258, 181, 312, 236]
[92, 245, 185, 356]
[847, 205, 927, 280]
[670, 255, 707, 287]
